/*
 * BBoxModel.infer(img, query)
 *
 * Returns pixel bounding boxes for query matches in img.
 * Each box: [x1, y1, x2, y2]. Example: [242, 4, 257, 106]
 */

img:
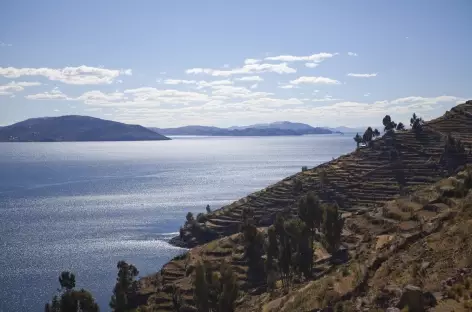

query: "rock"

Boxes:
[421, 261, 430, 270]
[397, 285, 425, 312]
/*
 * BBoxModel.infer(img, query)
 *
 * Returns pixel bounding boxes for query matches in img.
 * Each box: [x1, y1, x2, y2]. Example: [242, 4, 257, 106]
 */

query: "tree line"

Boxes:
[44, 261, 139, 312]
[353, 113, 424, 148]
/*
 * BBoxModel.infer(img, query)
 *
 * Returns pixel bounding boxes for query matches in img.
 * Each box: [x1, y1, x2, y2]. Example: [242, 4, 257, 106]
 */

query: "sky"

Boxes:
[0, 0, 471, 128]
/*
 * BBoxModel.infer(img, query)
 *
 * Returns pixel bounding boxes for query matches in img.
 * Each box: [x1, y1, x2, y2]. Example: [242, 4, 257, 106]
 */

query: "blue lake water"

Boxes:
[0, 135, 355, 311]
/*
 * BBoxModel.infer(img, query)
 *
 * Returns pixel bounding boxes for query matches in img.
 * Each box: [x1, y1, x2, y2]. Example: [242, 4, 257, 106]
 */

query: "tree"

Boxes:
[353, 133, 362, 148]
[218, 262, 239, 312]
[319, 169, 328, 189]
[298, 192, 322, 248]
[194, 261, 210, 312]
[284, 219, 313, 278]
[266, 225, 278, 288]
[186, 212, 194, 223]
[396, 122, 405, 131]
[373, 128, 380, 138]
[322, 203, 344, 254]
[410, 113, 424, 133]
[110, 261, 139, 312]
[44, 272, 99, 312]
[197, 213, 207, 223]
[241, 207, 264, 281]
[362, 127, 374, 146]
[382, 115, 397, 133]
[206, 204, 212, 214]
[193, 261, 239, 312]
[394, 160, 406, 195]
[58, 271, 76, 291]
[442, 134, 467, 174]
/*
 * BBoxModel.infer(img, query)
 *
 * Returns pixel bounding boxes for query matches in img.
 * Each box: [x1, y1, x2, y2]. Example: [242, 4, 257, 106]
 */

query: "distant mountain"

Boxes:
[327, 126, 382, 134]
[149, 126, 304, 136]
[0, 115, 170, 142]
[228, 121, 335, 134]
[152, 121, 338, 136]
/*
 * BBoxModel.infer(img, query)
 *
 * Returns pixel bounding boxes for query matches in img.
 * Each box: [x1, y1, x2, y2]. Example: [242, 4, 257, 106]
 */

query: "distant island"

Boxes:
[0, 115, 170, 142]
[150, 121, 342, 136]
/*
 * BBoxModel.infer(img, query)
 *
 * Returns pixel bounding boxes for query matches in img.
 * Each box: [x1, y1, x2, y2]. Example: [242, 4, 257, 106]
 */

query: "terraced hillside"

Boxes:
[261, 168, 472, 312]
[131, 101, 472, 312]
[139, 166, 472, 311]
[174, 100, 472, 248]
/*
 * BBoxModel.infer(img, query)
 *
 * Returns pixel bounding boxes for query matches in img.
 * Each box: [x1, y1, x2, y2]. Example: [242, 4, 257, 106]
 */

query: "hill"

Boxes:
[150, 121, 336, 136]
[150, 126, 306, 136]
[0, 115, 170, 142]
[228, 121, 337, 135]
[132, 100, 472, 311]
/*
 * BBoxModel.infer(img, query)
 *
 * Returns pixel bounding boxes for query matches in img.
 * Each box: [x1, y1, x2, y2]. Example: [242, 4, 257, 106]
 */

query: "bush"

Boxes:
[301, 166, 308, 172]
[186, 212, 195, 223]
[197, 213, 207, 223]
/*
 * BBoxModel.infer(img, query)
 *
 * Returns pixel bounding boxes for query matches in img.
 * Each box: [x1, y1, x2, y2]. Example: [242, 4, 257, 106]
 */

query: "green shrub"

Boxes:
[197, 213, 207, 223]
[301, 166, 308, 172]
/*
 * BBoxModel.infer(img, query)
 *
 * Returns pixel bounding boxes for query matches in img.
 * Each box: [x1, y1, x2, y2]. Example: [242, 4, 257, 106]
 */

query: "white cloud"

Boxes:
[305, 63, 319, 68]
[0, 81, 42, 96]
[210, 85, 272, 99]
[312, 95, 342, 102]
[0, 66, 132, 85]
[236, 76, 263, 82]
[347, 73, 377, 78]
[186, 62, 296, 76]
[364, 93, 371, 97]
[0, 42, 12, 47]
[389, 95, 463, 105]
[279, 85, 295, 89]
[347, 52, 358, 56]
[244, 59, 260, 65]
[290, 76, 341, 85]
[163, 79, 197, 85]
[123, 87, 211, 105]
[250, 84, 258, 89]
[25, 88, 69, 100]
[265, 52, 335, 63]
[105, 94, 467, 128]
[76, 90, 126, 104]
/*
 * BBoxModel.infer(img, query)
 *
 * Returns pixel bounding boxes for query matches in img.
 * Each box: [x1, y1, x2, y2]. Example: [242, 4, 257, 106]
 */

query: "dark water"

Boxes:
[0, 135, 355, 311]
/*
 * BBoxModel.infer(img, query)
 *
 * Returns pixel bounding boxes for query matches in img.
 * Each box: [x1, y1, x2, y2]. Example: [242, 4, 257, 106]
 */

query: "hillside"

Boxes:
[132, 100, 472, 312]
[0, 115, 170, 142]
[150, 121, 336, 136]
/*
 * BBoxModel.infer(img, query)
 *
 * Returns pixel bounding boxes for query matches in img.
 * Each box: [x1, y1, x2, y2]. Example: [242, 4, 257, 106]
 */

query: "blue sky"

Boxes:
[1, 0, 471, 128]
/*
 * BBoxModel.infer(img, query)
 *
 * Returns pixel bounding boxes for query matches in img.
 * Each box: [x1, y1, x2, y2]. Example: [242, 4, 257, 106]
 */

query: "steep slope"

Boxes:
[0, 115, 170, 142]
[172, 100, 472, 248]
[264, 169, 472, 312]
[136, 101, 472, 311]
[138, 169, 472, 312]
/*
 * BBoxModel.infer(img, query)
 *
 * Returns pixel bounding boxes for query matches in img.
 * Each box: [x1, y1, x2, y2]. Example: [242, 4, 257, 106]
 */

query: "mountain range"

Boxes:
[151, 121, 343, 136]
[0, 116, 367, 142]
[0, 115, 170, 142]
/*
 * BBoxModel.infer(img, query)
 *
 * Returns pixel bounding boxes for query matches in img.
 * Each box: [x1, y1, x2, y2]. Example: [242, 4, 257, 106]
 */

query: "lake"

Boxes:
[0, 135, 355, 311]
